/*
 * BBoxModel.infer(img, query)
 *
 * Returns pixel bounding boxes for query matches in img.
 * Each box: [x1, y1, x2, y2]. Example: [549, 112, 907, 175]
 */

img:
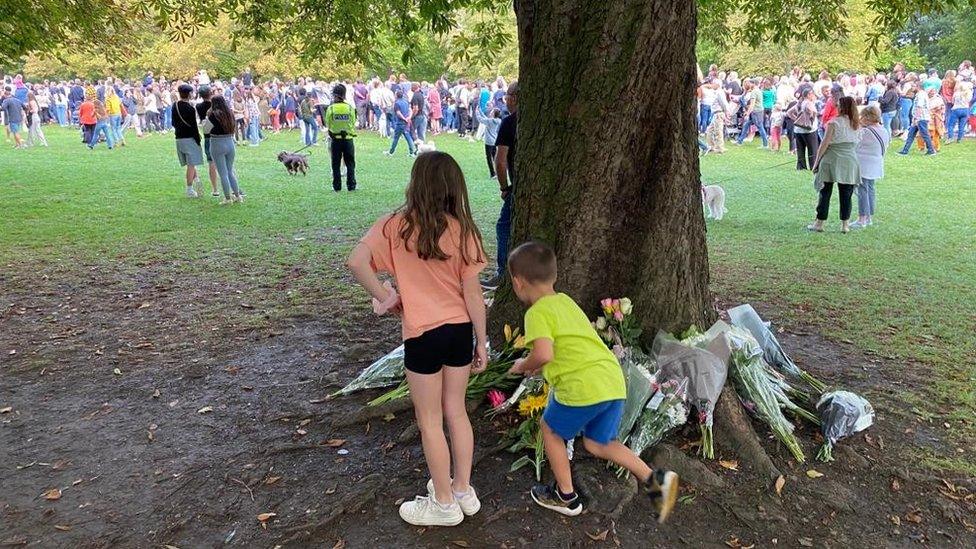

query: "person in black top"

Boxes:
[195, 85, 219, 197]
[483, 81, 518, 289]
[172, 84, 204, 198]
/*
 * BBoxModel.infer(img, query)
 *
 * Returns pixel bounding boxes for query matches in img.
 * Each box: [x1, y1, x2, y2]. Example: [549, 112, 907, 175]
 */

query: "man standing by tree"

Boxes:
[410, 82, 427, 142]
[483, 81, 518, 289]
[324, 84, 358, 192]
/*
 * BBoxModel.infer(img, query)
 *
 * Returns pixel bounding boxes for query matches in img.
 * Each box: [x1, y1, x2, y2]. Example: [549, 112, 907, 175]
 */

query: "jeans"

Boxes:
[89, 119, 115, 149]
[898, 98, 913, 132]
[55, 104, 68, 126]
[881, 111, 895, 135]
[210, 135, 240, 198]
[857, 178, 876, 217]
[413, 114, 427, 141]
[485, 144, 497, 177]
[947, 108, 970, 141]
[249, 117, 261, 145]
[900, 120, 935, 154]
[816, 182, 854, 221]
[162, 107, 172, 131]
[794, 131, 819, 170]
[109, 114, 124, 142]
[495, 192, 513, 277]
[698, 104, 712, 134]
[385, 112, 395, 137]
[389, 125, 415, 154]
[330, 138, 356, 191]
[301, 116, 318, 146]
[736, 111, 768, 146]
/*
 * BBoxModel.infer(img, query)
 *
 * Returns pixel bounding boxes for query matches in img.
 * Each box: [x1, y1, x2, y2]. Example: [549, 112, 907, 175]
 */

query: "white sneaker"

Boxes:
[426, 479, 481, 516]
[233, 194, 244, 203]
[398, 494, 463, 527]
[186, 186, 198, 198]
[192, 178, 203, 196]
[219, 198, 234, 206]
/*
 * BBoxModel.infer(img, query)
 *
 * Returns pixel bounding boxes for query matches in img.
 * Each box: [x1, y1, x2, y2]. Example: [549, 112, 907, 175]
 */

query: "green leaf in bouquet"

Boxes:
[510, 455, 533, 473]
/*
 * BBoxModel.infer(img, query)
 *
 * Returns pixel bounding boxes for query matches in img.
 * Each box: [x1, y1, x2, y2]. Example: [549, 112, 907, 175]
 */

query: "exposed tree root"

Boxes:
[330, 398, 414, 429]
[648, 444, 726, 489]
[713, 386, 782, 482]
[278, 473, 385, 545]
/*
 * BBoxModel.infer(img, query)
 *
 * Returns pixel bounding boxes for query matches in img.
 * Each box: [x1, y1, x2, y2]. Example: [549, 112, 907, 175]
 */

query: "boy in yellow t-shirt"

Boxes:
[507, 241, 679, 522]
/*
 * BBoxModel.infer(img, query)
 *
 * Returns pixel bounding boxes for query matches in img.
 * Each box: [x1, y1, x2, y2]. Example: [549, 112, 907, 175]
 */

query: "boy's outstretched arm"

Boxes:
[509, 338, 553, 376]
[346, 242, 395, 303]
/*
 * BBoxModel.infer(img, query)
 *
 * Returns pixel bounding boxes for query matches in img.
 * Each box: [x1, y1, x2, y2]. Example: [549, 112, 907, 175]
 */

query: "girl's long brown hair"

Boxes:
[386, 151, 486, 264]
[838, 96, 859, 131]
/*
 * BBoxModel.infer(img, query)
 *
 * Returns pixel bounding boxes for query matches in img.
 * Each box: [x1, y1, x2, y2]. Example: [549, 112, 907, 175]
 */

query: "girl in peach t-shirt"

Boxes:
[347, 151, 487, 528]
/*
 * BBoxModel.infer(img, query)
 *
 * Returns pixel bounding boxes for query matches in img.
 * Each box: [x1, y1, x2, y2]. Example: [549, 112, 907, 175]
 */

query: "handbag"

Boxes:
[200, 117, 214, 134]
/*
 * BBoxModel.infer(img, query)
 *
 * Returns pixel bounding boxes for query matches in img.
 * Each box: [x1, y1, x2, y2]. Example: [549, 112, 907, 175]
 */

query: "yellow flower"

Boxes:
[517, 384, 549, 417]
[504, 324, 513, 343]
[513, 335, 525, 349]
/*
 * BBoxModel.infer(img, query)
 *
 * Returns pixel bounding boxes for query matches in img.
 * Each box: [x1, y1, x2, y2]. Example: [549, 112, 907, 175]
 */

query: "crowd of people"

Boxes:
[696, 60, 976, 232]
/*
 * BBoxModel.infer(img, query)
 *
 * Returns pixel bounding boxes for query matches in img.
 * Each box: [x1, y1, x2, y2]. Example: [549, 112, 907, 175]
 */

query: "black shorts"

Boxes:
[404, 322, 474, 375]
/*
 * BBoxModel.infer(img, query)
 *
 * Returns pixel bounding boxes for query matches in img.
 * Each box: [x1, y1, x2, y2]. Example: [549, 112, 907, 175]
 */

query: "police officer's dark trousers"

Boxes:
[330, 137, 356, 191]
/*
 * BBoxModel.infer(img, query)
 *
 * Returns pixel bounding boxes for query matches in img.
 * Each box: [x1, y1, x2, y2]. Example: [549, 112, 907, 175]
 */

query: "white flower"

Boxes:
[619, 298, 633, 315]
[596, 317, 608, 330]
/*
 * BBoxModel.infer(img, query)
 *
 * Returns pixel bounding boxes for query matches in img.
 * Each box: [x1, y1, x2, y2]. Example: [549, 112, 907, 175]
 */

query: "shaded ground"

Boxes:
[2, 260, 974, 549]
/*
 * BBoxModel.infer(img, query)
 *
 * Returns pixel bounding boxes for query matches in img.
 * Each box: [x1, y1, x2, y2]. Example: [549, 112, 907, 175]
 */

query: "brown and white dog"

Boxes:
[702, 184, 727, 220]
[277, 151, 309, 175]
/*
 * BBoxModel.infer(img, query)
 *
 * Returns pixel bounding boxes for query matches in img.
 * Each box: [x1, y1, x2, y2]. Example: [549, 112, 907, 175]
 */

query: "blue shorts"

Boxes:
[542, 397, 625, 445]
[8, 122, 22, 133]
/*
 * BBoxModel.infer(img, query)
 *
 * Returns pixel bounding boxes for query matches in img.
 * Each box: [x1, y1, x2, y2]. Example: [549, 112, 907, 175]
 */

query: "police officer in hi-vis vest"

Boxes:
[324, 84, 357, 192]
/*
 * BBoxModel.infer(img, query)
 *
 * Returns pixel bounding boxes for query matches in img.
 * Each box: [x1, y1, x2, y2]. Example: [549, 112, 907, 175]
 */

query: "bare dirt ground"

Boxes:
[2, 260, 975, 548]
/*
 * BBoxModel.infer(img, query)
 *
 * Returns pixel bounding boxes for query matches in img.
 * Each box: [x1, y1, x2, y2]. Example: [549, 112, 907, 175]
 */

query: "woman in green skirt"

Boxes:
[809, 96, 861, 234]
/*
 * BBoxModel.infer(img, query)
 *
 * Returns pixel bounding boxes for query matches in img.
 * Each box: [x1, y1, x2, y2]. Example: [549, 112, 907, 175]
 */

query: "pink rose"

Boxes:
[613, 310, 624, 322]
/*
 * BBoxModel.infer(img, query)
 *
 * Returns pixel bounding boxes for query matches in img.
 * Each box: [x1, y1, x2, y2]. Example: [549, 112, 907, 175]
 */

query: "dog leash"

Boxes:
[704, 159, 796, 186]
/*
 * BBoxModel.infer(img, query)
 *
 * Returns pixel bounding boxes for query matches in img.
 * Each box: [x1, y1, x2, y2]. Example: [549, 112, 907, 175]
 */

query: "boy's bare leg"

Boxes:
[441, 364, 473, 493]
[582, 438, 652, 482]
[406, 370, 454, 505]
[540, 419, 575, 494]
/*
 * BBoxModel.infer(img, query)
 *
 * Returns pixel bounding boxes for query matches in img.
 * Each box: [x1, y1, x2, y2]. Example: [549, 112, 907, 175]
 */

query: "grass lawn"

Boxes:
[3, 126, 974, 471]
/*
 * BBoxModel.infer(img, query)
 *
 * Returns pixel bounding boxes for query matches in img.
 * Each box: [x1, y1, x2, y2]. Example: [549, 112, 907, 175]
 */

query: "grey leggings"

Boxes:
[210, 135, 241, 198]
[857, 178, 876, 217]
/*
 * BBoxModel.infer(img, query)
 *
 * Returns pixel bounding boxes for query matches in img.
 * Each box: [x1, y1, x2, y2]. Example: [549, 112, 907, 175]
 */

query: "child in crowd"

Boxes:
[769, 104, 785, 152]
[475, 108, 502, 178]
[705, 107, 727, 154]
[506, 241, 680, 522]
[346, 151, 488, 527]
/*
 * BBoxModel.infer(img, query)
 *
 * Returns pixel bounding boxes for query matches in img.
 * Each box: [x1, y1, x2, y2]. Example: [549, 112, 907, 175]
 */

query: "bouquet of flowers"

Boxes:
[615, 347, 656, 441]
[654, 328, 728, 459]
[616, 376, 689, 477]
[505, 381, 549, 481]
[593, 297, 642, 349]
[728, 304, 827, 393]
[816, 390, 874, 462]
[331, 345, 405, 397]
[726, 325, 807, 462]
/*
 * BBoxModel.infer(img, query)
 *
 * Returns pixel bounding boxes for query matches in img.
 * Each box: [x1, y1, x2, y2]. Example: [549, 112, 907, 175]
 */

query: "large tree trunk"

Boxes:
[493, 0, 712, 336]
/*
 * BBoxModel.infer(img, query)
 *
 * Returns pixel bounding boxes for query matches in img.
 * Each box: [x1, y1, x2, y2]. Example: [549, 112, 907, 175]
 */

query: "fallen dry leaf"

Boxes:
[295, 429, 307, 436]
[719, 460, 739, 471]
[257, 512, 277, 522]
[0, 407, 12, 414]
[451, 541, 470, 548]
[41, 488, 62, 500]
[325, 439, 346, 448]
[585, 530, 609, 541]
[152, 389, 160, 398]
[774, 475, 786, 496]
[72, 479, 82, 486]
[54, 525, 71, 531]
[163, 545, 180, 549]
[382, 413, 396, 422]
[112, 368, 122, 376]
[806, 470, 824, 479]
[264, 476, 282, 485]
[299, 419, 312, 427]
[197, 406, 213, 414]
[332, 540, 346, 549]
[891, 478, 901, 491]
[890, 515, 901, 526]
[905, 510, 923, 524]
[798, 538, 814, 547]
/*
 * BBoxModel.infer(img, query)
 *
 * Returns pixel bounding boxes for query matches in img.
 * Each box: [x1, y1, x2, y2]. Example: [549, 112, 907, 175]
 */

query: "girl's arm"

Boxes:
[346, 242, 395, 303]
[462, 275, 488, 373]
[813, 123, 834, 171]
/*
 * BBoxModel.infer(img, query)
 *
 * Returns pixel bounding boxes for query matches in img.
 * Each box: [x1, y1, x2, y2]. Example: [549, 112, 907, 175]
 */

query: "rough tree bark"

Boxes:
[491, 0, 712, 336]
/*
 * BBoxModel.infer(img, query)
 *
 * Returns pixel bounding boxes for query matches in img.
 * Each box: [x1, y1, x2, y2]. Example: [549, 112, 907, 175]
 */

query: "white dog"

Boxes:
[415, 140, 437, 154]
[702, 184, 727, 220]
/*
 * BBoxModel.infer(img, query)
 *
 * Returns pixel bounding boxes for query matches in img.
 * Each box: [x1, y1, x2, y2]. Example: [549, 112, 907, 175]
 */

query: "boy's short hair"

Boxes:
[508, 241, 557, 284]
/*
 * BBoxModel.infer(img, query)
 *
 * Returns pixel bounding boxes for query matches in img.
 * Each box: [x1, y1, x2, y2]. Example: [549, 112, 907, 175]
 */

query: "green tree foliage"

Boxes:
[705, 0, 928, 75]
[898, 7, 976, 72]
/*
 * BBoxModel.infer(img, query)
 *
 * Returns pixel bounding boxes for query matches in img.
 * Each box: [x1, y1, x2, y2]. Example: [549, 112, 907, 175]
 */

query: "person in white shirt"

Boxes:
[851, 106, 890, 229]
[897, 81, 936, 155]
